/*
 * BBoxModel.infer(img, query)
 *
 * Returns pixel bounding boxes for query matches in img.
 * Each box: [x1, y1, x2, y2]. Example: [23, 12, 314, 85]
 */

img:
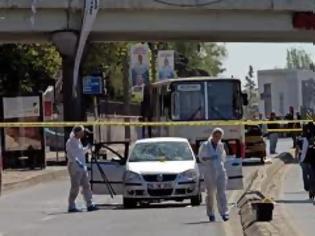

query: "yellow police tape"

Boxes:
[267, 128, 302, 133]
[0, 119, 312, 128]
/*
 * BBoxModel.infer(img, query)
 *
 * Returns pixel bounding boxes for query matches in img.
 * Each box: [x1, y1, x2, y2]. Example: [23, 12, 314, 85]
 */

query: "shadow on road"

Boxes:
[184, 221, 212, 225]
[276, 199, 312, 204]
[47, 211, 70, 216]
[95, 202, 199, 210]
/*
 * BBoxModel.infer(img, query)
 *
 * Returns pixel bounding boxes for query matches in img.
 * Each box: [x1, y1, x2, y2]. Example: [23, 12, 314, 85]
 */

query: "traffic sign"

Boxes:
[83, 76, 104, 95]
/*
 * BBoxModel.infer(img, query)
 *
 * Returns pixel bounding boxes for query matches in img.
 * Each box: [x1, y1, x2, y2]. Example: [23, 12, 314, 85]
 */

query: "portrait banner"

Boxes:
[158, 50, 175, 81]
[130, 43, 150, 88]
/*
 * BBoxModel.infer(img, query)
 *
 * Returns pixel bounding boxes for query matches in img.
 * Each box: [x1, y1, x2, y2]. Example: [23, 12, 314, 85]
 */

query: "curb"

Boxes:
[237, 153, 295, 236]
[2, 168, 68, 194]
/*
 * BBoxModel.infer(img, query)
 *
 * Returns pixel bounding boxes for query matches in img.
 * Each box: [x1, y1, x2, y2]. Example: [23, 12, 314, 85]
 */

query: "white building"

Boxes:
[258, 69, 315, 118]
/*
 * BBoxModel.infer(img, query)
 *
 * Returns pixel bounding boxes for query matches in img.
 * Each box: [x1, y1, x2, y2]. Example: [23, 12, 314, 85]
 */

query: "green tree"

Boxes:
[286, 48, 314, 70]
[81, 42, 130, 100]
[169, 42, 227, 76]
[244, 65, 258, 118]
[0, 44, 61, 95]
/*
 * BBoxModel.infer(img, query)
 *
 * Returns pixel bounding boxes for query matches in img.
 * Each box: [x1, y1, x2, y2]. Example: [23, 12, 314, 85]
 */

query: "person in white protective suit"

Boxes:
[66, 125, 98, 213]
[198, 128, 229, 222]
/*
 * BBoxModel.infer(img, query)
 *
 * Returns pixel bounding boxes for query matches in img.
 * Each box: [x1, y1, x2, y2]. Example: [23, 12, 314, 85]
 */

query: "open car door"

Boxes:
[224, 155, 243, 190]
[88, 141, 129, 196]
[198, 155, 243, 191]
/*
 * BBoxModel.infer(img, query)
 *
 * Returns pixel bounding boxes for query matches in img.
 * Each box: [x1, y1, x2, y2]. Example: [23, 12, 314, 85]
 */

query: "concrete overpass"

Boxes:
[0, 0, 315, 43]
[1, 0, 315, 124]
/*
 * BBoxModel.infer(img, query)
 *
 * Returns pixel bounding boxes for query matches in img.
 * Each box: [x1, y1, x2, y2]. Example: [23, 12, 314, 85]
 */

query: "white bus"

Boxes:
[142, 77, 248, 158]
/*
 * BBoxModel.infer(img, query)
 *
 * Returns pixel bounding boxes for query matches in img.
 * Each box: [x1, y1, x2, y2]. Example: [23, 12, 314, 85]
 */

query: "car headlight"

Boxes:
[124, 171, 142, 183]
[178, 169, 198, 181]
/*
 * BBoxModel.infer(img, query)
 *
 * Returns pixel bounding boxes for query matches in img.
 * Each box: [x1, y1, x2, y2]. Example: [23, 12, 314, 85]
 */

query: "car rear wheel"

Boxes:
[191, 194, 202, 206]
[123, 198, 137, 209]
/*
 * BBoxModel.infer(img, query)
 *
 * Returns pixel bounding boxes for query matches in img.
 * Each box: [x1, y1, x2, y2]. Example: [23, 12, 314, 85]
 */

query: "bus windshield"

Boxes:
[171, 81, 242, 121]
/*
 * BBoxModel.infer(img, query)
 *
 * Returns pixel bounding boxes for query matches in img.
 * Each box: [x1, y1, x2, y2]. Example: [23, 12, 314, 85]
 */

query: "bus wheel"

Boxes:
[191, 194, 202, 206]
[123, 198, 137, 209]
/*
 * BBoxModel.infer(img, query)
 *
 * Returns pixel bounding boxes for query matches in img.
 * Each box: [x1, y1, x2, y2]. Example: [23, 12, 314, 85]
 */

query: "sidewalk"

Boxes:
[278, 163, 315, 236]
[2, 166, 68, 193]
[2, 144, 127, 193]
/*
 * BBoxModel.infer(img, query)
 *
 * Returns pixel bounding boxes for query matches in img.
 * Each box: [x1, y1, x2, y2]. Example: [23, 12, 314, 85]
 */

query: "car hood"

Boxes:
[127, 161, 196, 175]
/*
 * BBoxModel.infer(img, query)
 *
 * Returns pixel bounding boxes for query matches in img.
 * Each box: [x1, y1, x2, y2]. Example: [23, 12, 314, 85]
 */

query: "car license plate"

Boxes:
[148, 182, 172, 189]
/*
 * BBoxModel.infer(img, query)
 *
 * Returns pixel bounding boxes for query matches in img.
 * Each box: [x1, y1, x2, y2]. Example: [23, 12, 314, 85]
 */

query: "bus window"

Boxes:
[171, 83, 205, 121]
[207, 81, 241, 120]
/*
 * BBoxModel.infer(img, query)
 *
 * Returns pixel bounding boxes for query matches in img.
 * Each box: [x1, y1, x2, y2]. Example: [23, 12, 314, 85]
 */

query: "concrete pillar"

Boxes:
[51, 31, 85, 141]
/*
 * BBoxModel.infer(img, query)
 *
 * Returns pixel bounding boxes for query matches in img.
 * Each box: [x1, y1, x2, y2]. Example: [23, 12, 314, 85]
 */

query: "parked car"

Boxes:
[44, 128, 64, 151]
[123, 137, 202, 208]
[245, 125, 267, 163]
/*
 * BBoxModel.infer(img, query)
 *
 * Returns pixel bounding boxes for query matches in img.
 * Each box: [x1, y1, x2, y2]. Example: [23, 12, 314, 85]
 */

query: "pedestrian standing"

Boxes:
[267, 112, 279, 154]
[285, 106, 296, 147]
[66, 125, 98, 213]
[300, 123, 315, 200]
[296, 123, 314, 197]
[198, 128, 229, 222]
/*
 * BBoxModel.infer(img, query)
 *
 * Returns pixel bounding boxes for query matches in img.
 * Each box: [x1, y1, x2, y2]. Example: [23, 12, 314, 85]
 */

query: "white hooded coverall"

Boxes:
[198, 138, 229, 216]
[66, 133, 93, 209]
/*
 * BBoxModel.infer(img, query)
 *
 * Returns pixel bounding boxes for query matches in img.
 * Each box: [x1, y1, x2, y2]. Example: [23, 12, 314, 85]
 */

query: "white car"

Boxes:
[123, 137, 201, 208]
[89, 137, 202, 208]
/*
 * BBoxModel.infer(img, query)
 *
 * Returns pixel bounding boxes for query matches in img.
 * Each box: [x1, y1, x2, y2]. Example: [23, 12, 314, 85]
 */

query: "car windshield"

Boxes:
[128, 141, 194, 162]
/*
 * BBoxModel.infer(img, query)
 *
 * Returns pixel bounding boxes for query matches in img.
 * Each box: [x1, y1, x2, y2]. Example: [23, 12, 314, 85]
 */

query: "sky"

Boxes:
[220, 43, 315, 83]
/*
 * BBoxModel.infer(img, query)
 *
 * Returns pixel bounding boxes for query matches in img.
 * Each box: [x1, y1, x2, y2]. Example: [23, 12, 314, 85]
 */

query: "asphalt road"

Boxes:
[279, 162, 315, 236]
[0, 138, 292, 236]
[0, 180, 237, 236]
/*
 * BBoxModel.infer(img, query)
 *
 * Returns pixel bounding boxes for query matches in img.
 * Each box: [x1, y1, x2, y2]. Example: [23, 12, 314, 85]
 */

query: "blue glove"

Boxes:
[75, 158, 86, 170]
[201, 156, 211, 161]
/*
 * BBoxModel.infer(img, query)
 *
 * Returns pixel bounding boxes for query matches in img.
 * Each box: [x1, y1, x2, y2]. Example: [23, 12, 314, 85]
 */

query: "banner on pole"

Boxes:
[157, 50, 176, 81]
[130, 43, 150, 88]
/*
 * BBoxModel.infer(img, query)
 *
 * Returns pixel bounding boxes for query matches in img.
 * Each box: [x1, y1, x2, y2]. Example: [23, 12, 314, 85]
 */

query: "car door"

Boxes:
[198, 155, 243, 191]
[224, 155, 243, 190]
[88, 142, 128, 195]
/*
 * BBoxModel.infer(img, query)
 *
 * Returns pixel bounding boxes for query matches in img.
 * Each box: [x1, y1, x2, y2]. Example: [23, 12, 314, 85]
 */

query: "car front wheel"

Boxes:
[123, 198, 137, 209]
[191, 194, 202, 206]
